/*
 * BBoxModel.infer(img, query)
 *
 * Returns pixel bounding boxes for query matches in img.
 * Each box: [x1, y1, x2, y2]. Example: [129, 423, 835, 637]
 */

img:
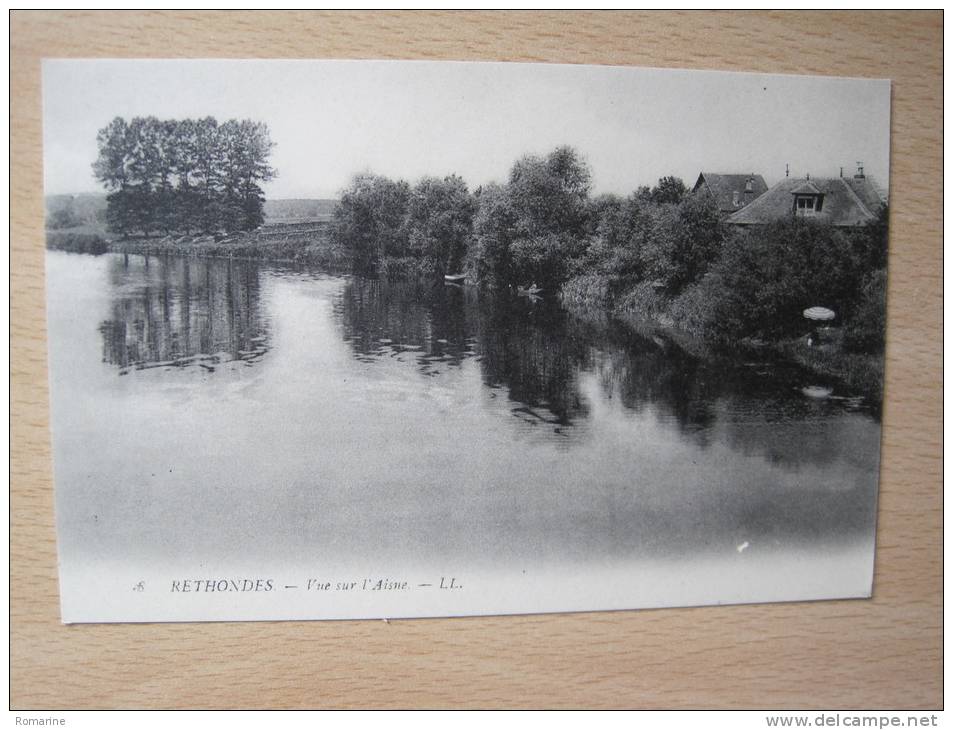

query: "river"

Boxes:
[46, 251, 882, 622]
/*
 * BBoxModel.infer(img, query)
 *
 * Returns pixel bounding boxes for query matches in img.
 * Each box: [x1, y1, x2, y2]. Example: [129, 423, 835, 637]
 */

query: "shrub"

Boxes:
[46, 230, 108, 255]
[46, 206, 80, 230]
[701, 218, 866, 340]
[668, 273, 725, 338]
[509, 233, 584, 291]
[641, 193, 726, 295]
[559, 273, 612, 309]
[615, 280, 671, 320]
[580, 193, 655, 291]
[377, 256, 433, 280]
[843, 269, 887, 353]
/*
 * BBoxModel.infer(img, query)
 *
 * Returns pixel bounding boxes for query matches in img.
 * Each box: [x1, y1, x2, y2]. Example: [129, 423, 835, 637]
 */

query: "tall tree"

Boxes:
[471, 183, 518, 287]
[500, 146, 593, 287]
[191, 117, 224, 233]
[507, 145, 592, 239]
[92, 117, 135, 234]
[224, 120, 276, 231]
[92, 116, 276, 236]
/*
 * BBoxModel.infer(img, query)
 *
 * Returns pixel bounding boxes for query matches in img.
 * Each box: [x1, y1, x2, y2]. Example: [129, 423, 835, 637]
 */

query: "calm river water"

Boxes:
[47, 251, 882, 621]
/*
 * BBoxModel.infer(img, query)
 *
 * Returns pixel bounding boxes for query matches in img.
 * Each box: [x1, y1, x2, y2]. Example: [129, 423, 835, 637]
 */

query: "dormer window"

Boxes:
[795, 195, 818, 214]
[732, 191, 740, 207]
[791, 181, 824, 217]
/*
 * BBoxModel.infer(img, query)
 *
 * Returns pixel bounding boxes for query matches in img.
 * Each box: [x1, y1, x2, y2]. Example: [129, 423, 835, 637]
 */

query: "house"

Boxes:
[692, 172, 768, 215]
[727, 166, 886, 227]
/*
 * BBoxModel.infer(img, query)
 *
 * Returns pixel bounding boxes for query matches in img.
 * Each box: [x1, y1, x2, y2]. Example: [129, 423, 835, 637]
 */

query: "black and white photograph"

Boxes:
[43, 59, 891, 623]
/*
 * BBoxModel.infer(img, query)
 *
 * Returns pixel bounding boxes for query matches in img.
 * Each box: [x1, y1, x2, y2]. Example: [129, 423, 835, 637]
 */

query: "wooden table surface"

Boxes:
[10, 11, 942, 709]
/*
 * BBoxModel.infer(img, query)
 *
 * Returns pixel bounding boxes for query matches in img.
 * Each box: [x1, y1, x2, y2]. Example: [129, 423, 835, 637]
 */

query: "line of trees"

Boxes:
[92, 116, 275, 236]
[331, 172, 476, 278]
[331, 145, 887, 353]
[332, 147, 630, 285]
[330, 145, 716, 294]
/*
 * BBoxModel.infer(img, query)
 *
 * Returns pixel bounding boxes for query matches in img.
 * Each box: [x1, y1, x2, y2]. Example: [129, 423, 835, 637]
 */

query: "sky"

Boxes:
[42, 59, 891, 200]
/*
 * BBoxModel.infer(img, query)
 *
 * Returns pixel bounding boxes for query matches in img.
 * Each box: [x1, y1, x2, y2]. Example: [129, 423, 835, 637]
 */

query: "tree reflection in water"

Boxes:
[335, 277, 592, 432]
[98, 254, 269, 374]
[334, 277, 880, 470]
[96, 256, 880, 476]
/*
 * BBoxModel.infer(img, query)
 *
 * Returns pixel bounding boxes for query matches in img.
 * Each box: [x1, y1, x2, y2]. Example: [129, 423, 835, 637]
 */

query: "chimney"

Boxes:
[743, 177, 754, 204]
[840, 167, 843, 178]
[855, 161, 865, 179]
[785, 163, 789, 178]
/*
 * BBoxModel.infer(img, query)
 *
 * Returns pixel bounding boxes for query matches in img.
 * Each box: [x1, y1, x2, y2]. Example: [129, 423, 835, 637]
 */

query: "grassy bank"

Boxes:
[562, 278, 884, 401]
[775, 336, 884, 401]
[102, 221, 352, 269]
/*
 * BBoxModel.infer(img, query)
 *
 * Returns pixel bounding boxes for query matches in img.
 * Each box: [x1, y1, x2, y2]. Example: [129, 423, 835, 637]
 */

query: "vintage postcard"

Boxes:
[43, 60, 890, 623]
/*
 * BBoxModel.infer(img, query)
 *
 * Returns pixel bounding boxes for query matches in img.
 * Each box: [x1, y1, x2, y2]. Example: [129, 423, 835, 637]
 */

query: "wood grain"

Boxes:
[11, 11, 942, 709]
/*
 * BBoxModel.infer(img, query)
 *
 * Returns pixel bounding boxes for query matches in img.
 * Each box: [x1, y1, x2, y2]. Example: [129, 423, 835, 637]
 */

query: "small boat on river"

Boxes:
[517, 283, 542, 297]
[801, 385, 834, 399]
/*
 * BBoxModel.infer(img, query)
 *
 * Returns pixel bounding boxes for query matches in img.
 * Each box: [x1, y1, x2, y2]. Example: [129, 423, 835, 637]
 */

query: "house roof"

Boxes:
[790, 181, 822, 195]
[844, 175, 887, 212]
[693, 172, 768, 212]
[727, 176, 885, 226]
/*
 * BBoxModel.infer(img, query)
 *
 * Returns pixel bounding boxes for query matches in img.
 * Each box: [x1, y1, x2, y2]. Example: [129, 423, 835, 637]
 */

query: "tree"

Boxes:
[509, 232, 578, 290]
[331, 173, 411, 274]
[650, 176, 688, 205]
[236, 120, 276, 231]
[151, 119, 180, 234]
[92, 116, 276, 236]
[219, 119, 276, 231]
[507, 145, 592, 239]
[471, 183, 518, 287]
[46, 199, 79, 230]
[843, 268, 887, 353]
[92, 117, 135, 234]
[577, 193, 657, 297]
[849, 203, 889, 273]
[191, 117, 225, 232]
[170, 118, 203, 233]
[698, 218, 867, 340]
[406, 175, 476, 275]
[642, 192, 725, 294]
[471, 146, 593, 288]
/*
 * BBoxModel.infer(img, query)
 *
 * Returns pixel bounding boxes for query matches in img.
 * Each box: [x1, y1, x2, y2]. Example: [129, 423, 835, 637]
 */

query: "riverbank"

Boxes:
[47, 220, 351, 269]
[47, 227, 884, 402]
[108, 221, 351, 269]
[604, 300, 884, 403]
[557, 269, 885, 402]
[776, 335, 884, 402]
